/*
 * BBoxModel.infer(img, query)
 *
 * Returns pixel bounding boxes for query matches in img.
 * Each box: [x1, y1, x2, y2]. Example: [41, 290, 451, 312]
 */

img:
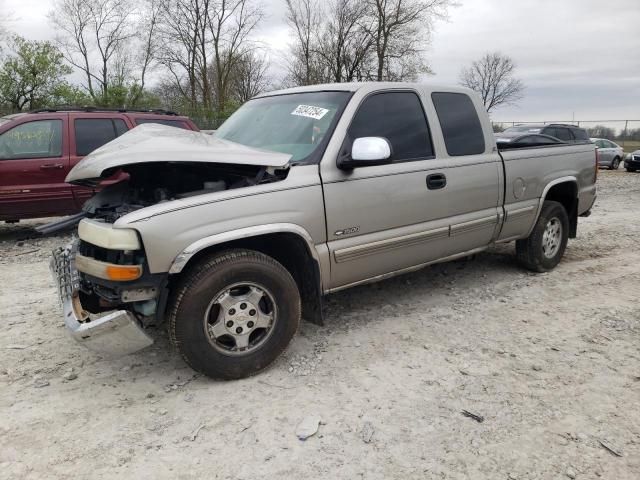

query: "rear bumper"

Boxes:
[51, 242, 153, 356]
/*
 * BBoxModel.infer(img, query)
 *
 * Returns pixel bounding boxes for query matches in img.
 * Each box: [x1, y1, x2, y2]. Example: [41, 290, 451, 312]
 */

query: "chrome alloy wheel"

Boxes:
[542, 217, 562, 259]
[204, 282, 277, 356]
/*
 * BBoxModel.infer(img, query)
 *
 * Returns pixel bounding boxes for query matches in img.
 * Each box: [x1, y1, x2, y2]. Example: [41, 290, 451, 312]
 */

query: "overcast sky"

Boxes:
[4, 0, 640, 126]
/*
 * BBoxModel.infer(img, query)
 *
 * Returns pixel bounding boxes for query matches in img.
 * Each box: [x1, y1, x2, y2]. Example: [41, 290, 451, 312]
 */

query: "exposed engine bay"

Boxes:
[82, 161, 288, 222]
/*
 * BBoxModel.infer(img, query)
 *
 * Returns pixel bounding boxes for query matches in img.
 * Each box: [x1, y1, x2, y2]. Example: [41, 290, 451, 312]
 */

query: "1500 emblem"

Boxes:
[334, 226, 360, 236]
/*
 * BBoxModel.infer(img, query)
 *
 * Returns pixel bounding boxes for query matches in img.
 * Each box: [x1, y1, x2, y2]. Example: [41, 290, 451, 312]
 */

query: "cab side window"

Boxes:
[0, 120, 63, 160]
[431, 92, 485, 156]
[348, 91, 434, 162]
[75, 118, 128, 156]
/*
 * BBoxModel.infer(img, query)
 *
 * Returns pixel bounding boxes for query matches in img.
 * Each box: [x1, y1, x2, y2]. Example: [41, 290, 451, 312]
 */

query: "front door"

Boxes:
[0, 117, 73, 220]
[320, 89, 501, 290]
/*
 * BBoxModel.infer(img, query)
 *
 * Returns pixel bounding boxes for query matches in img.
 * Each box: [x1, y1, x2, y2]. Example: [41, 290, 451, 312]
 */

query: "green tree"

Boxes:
[0, 36, 72, 110]
[50, 83, 93, 106]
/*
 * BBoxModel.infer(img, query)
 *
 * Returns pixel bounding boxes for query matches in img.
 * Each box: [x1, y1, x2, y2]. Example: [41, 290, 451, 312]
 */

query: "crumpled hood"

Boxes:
[66, 123, 292, 183]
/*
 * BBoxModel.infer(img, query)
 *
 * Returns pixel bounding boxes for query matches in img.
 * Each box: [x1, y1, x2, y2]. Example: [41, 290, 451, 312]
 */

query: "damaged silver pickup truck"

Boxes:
[51, 82, 597, 379]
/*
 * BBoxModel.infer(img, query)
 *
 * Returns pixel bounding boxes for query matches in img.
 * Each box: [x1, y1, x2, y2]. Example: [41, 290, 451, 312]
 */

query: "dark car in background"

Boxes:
[0, 108, 198, 222]
[498, 123, 591, 144]
[495, 133, 563, 149]
[625, 150, 640, 172]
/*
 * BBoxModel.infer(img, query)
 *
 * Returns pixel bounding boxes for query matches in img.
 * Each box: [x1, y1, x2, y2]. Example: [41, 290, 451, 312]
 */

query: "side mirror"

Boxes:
[338, 137, 392, 169]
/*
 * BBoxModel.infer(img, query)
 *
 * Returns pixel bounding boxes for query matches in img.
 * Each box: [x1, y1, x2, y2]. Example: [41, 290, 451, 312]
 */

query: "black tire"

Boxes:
[168, 249, 301, 380]
[611, 157, 620, 170]
[516, 201, 569, 272]
[627, 168, 636, 173]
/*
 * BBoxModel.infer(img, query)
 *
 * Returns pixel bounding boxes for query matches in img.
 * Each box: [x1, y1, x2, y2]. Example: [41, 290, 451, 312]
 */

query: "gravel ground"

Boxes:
[1, 170, 639, 480]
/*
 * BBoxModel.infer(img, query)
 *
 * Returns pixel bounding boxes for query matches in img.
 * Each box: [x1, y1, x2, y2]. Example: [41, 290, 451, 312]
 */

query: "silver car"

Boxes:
[591, 138, 624, 169]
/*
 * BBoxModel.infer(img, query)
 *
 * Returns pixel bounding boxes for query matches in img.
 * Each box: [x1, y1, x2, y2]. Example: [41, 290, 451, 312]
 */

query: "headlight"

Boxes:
[78, 219, 141, 250]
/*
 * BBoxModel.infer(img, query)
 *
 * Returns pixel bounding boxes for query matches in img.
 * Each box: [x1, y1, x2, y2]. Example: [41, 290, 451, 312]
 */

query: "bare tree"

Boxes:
[459, 52, 525, 112]
[129, 0, 162, 105]
[156, 0, 209, 109]
[230, 50, 270, 103]
[49, 0, 136, 104]
[285, 0, 451, 86]
[586, 125, 615, 140]
[365, 0, 451, 81]
[317, 0, 372, 83]
[207, 0, 263, 112]
[155, 0, 263, 113]
[284, 0, 323, 86]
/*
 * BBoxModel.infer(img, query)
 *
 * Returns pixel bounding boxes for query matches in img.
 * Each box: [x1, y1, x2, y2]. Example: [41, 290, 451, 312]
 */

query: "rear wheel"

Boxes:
[627, 167, 636, 173]
[516, 201, 569, 272]
[169, 249, 301, 380]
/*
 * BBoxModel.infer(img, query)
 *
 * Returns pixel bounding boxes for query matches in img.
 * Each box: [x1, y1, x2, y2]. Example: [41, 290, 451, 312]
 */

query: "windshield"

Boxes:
[215, 91, 351, 163]
[504, 126, 542, 134]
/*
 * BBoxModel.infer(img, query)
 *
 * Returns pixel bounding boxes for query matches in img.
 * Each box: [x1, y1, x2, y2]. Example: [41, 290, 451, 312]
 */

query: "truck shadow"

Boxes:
[319, 246, 520, 332]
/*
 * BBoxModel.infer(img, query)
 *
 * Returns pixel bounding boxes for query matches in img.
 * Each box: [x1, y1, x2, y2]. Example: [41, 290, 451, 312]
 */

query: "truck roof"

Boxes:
[257, 81, 477, 98]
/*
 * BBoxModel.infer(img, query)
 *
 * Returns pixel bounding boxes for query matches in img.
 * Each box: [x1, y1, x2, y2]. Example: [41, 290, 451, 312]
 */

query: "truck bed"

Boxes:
[497, 142, 597, 242]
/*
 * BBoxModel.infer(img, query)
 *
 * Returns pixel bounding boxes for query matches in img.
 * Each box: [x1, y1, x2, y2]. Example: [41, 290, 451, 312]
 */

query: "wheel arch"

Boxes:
[532, 177, 579, 239]
[168, 225, 325, 325]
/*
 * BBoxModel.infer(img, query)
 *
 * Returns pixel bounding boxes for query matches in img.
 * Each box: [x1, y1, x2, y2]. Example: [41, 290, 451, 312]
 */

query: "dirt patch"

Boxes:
[1, 170, 639, 479]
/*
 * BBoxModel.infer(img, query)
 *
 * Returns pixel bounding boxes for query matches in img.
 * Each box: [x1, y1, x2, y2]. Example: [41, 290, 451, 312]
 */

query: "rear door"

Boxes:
[0, 116, 74, 220]
[571, 127, 589, 143]
[69, 114, 130, 207]
[552, 127, 575, 143]
[321, 88, 501, 290]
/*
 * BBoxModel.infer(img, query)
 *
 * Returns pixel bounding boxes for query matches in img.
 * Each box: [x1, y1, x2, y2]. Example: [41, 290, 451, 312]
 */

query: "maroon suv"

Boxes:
[0, 108, 199, 222]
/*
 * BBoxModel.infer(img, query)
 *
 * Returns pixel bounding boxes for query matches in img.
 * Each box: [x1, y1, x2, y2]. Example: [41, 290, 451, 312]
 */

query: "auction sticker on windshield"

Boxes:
[291, 105, 329, 120]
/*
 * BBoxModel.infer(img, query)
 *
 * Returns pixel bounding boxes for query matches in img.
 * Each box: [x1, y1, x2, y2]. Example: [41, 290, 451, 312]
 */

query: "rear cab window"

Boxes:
[431, 92, 485, 156]
[74, 118, 128, 156]
[348, 91, 434, 162]
[0, 119, 63, 160]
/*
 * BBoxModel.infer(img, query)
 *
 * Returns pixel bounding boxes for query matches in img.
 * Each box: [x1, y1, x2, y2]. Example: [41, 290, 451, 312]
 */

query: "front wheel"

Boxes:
[516, 201, 569, 272]
[627, 167, 636, 173]
[168, 249, 301, 380]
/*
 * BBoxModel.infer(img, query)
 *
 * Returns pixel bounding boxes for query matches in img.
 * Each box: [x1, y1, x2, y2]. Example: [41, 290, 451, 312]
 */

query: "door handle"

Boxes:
[426, 173, 447, 190]
[40, 164, 64, 170]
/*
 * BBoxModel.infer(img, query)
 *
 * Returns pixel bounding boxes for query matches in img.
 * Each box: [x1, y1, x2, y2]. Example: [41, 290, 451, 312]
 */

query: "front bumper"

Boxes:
[624, 158, 640, 169]
[51, 242, 153, 356]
